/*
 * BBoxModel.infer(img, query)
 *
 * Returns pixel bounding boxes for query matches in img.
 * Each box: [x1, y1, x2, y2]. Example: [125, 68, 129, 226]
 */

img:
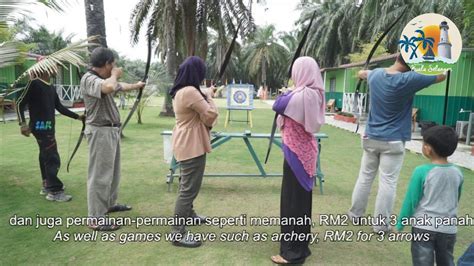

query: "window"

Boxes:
[329, 78, 336, 93]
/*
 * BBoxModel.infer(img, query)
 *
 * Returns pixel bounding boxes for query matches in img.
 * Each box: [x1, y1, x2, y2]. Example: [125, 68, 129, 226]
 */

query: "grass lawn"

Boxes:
[0, 97, 472, 265]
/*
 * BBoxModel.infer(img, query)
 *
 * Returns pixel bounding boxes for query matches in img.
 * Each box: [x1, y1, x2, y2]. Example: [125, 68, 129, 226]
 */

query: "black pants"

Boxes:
[33, 133, 63, 193]
[280, 160, 312, 263]
[173, 154, 206, 233]
[412, 227, 456, 266]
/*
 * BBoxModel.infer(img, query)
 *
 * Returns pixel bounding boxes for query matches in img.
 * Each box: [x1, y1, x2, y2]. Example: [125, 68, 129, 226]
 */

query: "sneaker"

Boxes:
[374, 227, 392, 235]
[46, 191, 72, 202]
[172, 231, 202, 248]
[347, 212, 361, 225]
[189, 214, 207, 226]
[40, 188, 47, 195]
[40, 185, 65, 195]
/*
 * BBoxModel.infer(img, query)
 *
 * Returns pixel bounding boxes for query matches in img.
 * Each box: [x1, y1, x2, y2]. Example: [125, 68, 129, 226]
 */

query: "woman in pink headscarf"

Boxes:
[270, 56, 325, 264]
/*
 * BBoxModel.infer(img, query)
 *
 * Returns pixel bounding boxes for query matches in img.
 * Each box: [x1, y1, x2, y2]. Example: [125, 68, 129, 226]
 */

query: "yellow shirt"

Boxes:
[172, 86, 218, 161]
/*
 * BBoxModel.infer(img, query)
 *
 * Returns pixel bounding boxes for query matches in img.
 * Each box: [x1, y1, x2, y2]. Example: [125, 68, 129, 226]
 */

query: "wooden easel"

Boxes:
[224, 108, 253, 128]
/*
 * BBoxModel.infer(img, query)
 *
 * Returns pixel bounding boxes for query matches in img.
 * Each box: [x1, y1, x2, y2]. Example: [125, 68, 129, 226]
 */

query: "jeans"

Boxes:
[412, 227, 456, 266]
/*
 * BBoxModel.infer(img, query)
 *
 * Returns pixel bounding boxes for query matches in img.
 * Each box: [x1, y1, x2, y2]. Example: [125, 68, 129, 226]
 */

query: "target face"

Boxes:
[233, 91, 247, 104]
[226, 85, 254, 110]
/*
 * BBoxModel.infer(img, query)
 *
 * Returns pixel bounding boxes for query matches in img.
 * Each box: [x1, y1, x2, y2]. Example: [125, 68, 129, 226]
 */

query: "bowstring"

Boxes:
[66, 118, 73, 164]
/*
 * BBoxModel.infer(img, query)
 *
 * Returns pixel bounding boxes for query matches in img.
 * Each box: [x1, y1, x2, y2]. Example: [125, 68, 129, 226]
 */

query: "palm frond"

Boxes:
[0, 0, 31, 26]
[129, 0, 155, 45]
[37, 0, 71, 12]
[12, 36, 98, 88]
[0, 41, 34, 67]
[1, 0, 69, 28]
[0, 41, 21, 67]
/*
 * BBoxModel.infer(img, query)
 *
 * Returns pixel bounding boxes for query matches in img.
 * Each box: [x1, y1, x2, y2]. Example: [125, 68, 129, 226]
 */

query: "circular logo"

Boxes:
[233, 90, 247, 104]
[399, 13, 463, 75]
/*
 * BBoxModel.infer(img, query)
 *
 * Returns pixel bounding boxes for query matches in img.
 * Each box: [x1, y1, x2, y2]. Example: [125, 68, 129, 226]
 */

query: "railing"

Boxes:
[342, 92, 367, 115]
[55, 84, 82, 102]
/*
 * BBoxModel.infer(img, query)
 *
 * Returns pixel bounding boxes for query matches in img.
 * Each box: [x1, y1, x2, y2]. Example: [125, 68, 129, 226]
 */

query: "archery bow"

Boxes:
[66, 68, 86, 173]
[66, 114, 85, 173]
[215, 21, 242, 84]
[354, 7, 407, 133]
[264, 11, 316, 164]
[120, 35, 153, 135]
[67, 37, 152, 170]
[165, 22, 241, 188]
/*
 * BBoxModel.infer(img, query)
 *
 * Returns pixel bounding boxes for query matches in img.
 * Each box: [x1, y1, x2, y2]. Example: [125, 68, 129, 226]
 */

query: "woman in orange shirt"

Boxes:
[169, 56, 218, 248]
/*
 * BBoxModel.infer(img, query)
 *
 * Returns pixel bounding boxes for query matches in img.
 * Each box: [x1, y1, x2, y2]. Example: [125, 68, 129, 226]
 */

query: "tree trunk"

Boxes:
[180, 0, 197, 56]
[195, 0, 208, 60]
[84, 0, 107, 51]
[160, 0, 177, 117]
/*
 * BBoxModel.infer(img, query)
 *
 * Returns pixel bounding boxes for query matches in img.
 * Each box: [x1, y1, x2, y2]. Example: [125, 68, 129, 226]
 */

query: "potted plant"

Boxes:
[334, 111, 357, 123]
[72, 100, 85, 108]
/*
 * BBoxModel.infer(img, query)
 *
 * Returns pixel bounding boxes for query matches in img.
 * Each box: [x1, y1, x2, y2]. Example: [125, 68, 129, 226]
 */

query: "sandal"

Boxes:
[270, 255, 305, 265]
[271, 255, 289, 264]
[107, 204, 132, 213]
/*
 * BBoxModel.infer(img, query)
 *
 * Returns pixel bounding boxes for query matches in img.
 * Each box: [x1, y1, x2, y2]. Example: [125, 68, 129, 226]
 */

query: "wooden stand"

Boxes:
[224, 109, 253, 128]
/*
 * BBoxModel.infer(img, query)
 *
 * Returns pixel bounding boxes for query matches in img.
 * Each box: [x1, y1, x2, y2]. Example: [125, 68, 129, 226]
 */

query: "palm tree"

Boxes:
[130, 0, 256, 116]
[464, 0, 474, 46]
[11, 37, 96, 87]
[2, 37, 96, 98]
[280, 32, 298, 57]
[399, 34, 418, 59]
[297, 0, 361, 67]
[1, 0, 65, 24]
[19, 24, 74, 55]
[84, 0, 107, 49]
[399, 35, 414, 53]
[137, 63, 172, 123]
[353, 0, 463, 53]
[0, 0, 67, 67]
[414, 30, 434, 49]
[242, 25, 288, 90]
[297, 0, 465, 67]
[412, 29, 434, 59]
[206, 30, 243, 83]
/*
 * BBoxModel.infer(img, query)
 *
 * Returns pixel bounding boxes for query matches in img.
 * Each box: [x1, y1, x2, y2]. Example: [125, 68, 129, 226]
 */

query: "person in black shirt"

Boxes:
[16, 71, 84, 202]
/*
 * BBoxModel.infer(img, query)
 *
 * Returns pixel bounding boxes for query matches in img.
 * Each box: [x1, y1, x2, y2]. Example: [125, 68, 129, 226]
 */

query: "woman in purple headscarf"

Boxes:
[170, 56, 219, 248]
[271, 57, 325, 264]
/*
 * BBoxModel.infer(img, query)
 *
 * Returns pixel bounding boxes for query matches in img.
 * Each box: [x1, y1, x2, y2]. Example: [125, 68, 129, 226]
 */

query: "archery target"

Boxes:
[227, 85, 254, 110]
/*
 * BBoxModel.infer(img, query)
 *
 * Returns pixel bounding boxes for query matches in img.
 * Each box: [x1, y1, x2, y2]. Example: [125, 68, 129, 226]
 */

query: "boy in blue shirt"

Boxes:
[348, 55, 446, 233]
[396, 126, 463, 266]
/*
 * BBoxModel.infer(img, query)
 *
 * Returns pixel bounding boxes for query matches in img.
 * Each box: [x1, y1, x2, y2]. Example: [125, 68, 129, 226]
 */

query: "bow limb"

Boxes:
[288, 11, 317, 80]
[66, 115, 85, 173]
[120, 35, 153, 135]
[354, 7, 407, 133]
[264, 10, 317, 164]
[215, 21, 242, 83]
